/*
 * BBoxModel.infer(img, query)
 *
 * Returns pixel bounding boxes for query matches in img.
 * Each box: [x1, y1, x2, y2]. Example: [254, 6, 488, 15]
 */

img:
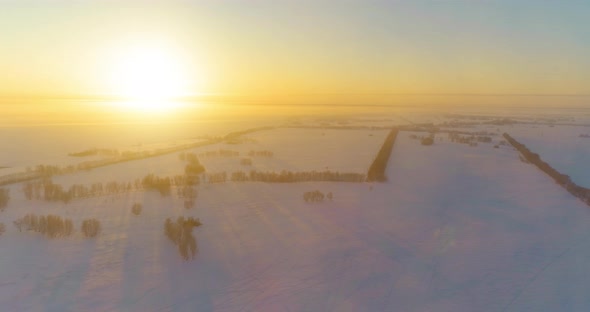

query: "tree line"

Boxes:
[12, 214, 102, 238]
[230, 170, 365, 183]
[21, 172, 205, 204]
[504, 133, 590, 206]
[367, 128, 399, 182]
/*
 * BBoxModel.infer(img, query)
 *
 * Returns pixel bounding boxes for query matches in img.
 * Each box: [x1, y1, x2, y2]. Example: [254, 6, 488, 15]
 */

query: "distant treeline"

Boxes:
[22, 174, 199, 203]
[367, 128, 399, 182]
[448, 132, 493, 147]
[69, 148, 120, 157]
[22, 169, 364, 204]
[0, 126, 276, 187]
[504, 133, 590, 206]
[13, 214, 101, 238]
[230, 170, 365, 183]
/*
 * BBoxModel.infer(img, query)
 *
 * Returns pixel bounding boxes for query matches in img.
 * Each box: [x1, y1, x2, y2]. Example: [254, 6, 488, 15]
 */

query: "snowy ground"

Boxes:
[2, 123, 590, 311]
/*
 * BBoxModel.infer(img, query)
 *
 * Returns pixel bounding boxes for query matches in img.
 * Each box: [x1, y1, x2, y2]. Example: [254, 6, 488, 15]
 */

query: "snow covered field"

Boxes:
[2, 118, 590, 311]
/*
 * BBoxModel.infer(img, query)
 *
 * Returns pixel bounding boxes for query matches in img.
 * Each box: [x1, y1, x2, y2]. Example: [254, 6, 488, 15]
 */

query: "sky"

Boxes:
[1, 0, 589, 100]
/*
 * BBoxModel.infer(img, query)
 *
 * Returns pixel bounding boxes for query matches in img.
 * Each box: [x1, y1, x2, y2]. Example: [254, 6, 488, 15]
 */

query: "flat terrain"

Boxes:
[2, 113, 590, 311]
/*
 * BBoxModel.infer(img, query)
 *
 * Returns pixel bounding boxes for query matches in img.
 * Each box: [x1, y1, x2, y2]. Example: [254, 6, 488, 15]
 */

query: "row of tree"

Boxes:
[504, 133, 590, 206]
[367, 128, 399, 182]
[69, 148, 120, 158]
[13, 214, 74, 238]
[21, 167, 364, 205]
[230, 170, 365, 183]
[12, 214, 101, 238]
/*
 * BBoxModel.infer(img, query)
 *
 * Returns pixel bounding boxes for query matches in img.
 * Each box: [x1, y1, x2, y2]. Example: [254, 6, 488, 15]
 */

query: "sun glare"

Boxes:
[109, 44, 193, 112]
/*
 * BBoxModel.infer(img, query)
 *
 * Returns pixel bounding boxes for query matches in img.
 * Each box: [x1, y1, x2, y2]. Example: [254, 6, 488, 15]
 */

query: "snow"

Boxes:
[2, 124, 590, 311]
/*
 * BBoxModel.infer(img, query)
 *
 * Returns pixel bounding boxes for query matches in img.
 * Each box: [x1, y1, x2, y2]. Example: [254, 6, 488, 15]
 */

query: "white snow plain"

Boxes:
[1, 124, 590, 311]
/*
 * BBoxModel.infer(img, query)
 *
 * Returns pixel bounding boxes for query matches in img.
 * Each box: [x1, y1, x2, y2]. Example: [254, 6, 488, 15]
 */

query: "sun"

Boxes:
[109, 45, 192, 112]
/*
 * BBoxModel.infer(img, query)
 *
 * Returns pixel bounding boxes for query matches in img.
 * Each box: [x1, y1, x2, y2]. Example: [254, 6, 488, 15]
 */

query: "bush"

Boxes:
[421, 137, 434, 146]
[303, 190, 325, 203]
[0, 188, 9, 211]
[13, 214, 73, 238]
[81, 219, 101, 238]
[131, 203, 142, 216]
[164, 217, 202, 260]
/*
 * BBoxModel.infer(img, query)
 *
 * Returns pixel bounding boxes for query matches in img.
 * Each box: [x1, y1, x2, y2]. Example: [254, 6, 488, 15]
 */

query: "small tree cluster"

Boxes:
[183, 154, 205, 175]
[142, 174, 172, 196]
[303, 190, 325, 203]
[421, 136, 434, 146]
[164, 217, 202, 260]
[13, 214, 74, 238]
[131, 203, 142, 216]
[0, 188, 9, 211]
[81, 219, 101, 238]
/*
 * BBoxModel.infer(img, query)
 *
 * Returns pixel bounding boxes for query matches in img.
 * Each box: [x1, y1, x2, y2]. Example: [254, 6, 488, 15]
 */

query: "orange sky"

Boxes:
[1, 1, 589, 103]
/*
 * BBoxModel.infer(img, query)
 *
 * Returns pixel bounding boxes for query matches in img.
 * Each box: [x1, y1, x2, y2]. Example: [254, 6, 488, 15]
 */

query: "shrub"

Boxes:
[164, 217, 202, 260]
[303, 190, 325, 203]
[81, 219, 101, 238]
[421, 137, 434, 146]
[131, 203, 142, 216]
